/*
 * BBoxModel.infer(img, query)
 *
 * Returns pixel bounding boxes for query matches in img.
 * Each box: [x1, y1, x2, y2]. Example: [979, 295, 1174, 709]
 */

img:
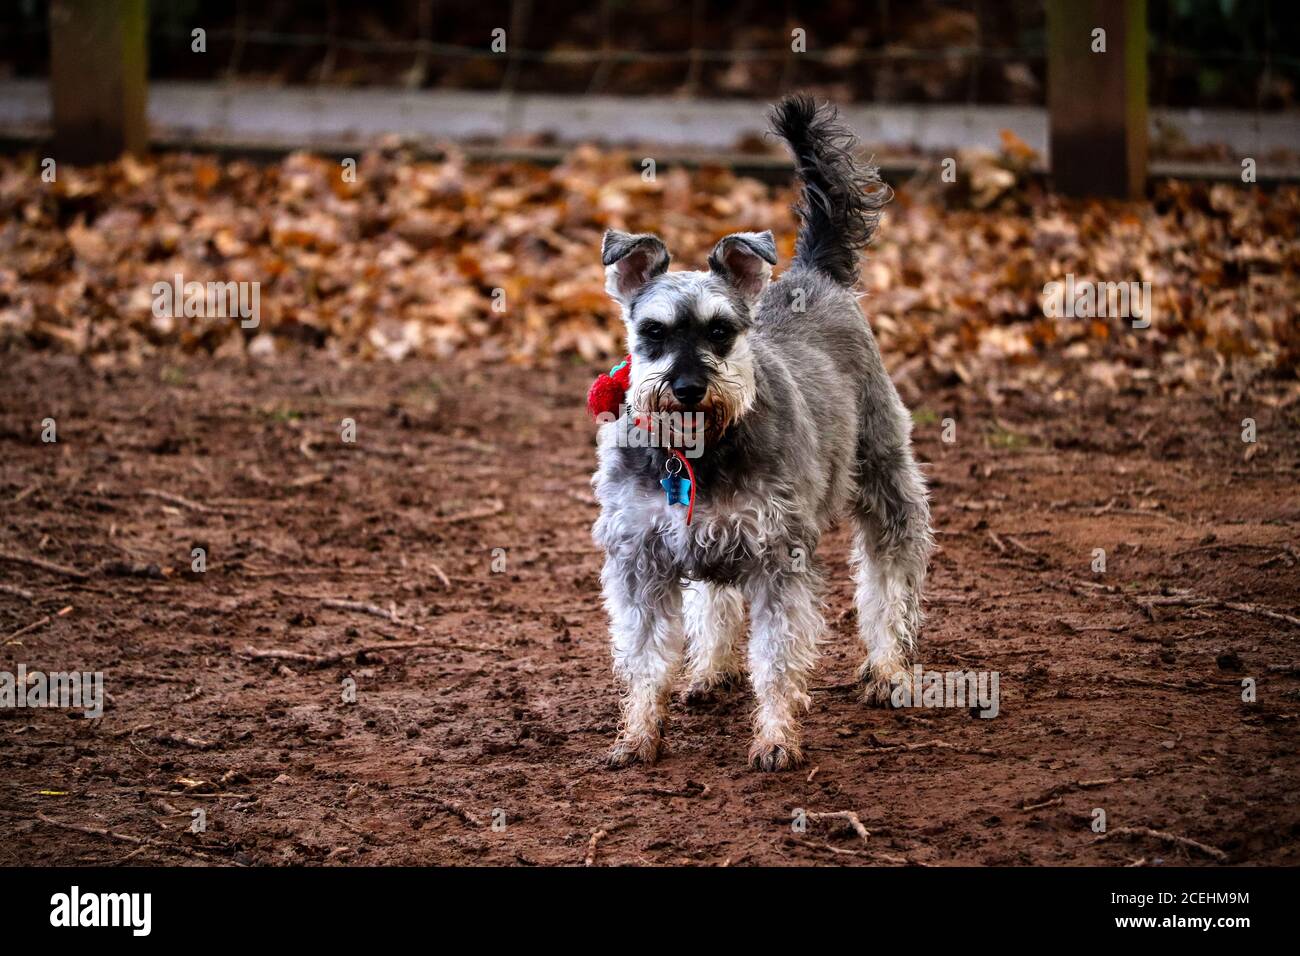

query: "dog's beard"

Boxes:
[628, 355, 753, 447]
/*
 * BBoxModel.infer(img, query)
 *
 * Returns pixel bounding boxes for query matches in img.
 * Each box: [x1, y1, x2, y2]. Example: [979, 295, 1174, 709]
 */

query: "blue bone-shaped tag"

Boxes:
[660, 474, 691, 507]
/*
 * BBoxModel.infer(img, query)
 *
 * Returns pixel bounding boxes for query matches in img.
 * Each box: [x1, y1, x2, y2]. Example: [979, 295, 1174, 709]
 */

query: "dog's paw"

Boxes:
[681, 672, 743, 708]
[859, 677, 899, 708]
[606, 733, 664, 769]
[857, 661, 911, 708]
[748, 740, 803, 772]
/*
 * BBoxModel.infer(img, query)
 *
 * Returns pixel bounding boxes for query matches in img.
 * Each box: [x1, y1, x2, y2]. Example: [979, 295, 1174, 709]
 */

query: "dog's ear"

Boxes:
[602, 230, 670, 305]
[708, 230, 777, 304]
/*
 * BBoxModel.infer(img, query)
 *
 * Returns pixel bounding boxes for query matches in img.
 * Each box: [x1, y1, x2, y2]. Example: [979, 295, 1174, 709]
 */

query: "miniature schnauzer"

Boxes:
[591, 95, 933, 771]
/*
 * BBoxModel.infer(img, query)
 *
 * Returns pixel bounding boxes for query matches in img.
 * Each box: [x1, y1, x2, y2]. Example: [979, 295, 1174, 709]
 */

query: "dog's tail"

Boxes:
[768, 94, 889, 287]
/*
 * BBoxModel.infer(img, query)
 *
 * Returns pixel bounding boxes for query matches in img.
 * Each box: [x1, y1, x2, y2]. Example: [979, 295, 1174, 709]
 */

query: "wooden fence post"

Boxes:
[49, 0, 148, 165]
[1047, 0, 1147, 199]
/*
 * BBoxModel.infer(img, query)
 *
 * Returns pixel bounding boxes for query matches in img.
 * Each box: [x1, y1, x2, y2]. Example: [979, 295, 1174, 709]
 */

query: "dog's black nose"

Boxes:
[671, 378, 706, 406]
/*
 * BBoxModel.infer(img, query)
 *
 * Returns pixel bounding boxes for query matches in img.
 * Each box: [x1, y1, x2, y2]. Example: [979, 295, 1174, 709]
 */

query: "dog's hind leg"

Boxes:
[681, 581, 746, 705]
[602, 547, 685, 767]
[743, 563, 823, 771]
[851, 439, 933, 706]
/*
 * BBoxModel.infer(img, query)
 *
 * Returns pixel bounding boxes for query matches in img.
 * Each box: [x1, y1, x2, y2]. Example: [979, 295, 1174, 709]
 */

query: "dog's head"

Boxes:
[601, 229, 775, 439]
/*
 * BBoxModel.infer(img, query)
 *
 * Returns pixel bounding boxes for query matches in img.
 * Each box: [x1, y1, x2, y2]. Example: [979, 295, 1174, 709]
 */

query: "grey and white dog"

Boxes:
[591, 95, 933, 771]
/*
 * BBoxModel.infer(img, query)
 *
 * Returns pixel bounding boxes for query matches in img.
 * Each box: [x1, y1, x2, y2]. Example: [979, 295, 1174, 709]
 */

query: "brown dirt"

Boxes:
[1, 353, 1298, 867]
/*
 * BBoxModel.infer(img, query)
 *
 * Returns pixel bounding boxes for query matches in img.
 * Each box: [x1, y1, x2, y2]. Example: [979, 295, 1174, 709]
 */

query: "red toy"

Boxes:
[587, 355, 632, 420]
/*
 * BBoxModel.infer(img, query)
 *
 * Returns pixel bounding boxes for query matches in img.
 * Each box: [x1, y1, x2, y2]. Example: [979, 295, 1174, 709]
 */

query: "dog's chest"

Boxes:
[640, 485, 793, 582]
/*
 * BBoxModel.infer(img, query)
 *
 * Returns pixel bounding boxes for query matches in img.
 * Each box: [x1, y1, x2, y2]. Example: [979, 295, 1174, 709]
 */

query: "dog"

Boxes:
[591, 94, 933, 771]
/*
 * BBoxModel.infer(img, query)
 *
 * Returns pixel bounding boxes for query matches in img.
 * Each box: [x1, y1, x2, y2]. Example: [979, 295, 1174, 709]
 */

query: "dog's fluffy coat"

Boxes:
[592, 95, 933, 770]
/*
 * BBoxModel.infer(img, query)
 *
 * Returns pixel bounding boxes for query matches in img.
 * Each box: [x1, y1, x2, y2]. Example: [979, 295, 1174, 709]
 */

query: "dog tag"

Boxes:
[660, 474, 691, 507]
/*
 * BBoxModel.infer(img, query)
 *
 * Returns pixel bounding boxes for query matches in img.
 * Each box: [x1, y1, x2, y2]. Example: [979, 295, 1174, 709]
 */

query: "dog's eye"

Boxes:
[706, 321, 733, 342]
[639, 322, 667, 342]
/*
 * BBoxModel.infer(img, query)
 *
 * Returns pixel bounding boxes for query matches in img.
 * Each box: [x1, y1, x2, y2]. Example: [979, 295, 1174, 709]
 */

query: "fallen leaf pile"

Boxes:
[0, 144, 1296, 389]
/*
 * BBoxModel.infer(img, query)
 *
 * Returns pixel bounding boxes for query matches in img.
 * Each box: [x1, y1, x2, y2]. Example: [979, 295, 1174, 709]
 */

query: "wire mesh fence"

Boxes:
[0, 0, 1295, 110]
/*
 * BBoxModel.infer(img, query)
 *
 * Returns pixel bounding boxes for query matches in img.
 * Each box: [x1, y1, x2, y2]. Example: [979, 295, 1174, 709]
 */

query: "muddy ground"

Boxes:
[1, 353, 1297, 866]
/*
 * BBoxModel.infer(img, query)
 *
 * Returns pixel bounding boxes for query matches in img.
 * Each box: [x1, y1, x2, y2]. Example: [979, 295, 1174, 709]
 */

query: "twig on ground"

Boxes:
[1019, 796, 1064, 812]
[585, 828, 607, 866]
[629, 783, 710, 799]
[1100, 675, 1206, 691]
[35, 812, 239, 865]
[239, 638, 452, 667]
[271, 589, 426, 631]
[112, 846, 149, 866]
[1062, 620, 1128, 634]
[810, 680, 862, 693]
[323, 597, 412, 626]
[791, 837, 914, 865]
[1174, 542, 1275, 558]
[1129, 627, 1213, 644]
[0, 551, 88, 581]
[152, 732, 217, 751]
[1218, 602, 1300, 627]
[141, 789, 251, 800]
[107, 722, 154, 738]
[1018, 766, 1186, 808]
[0, 583, 35, 600]
[431, 499, 505, 526]
[794, 837, 864, 857]
[1092, 826, 1227, 862]
[580, 820, 637, 864]
[860, 740, 999, 757]
[242, 566, 390, 578]
[403, 791, 482, 827]
[4, 605, 72, 642]
[806, 810, 871, 843]
[142, 488, 246, 515]
[114, 671, 192, 684]
[1138, 594, 1300, 628]
[1071, 579, 1119, 593]
[1103, 507, 1187, 525]
[1005, 535, 1042, 557]
[328, 812, 391, 846]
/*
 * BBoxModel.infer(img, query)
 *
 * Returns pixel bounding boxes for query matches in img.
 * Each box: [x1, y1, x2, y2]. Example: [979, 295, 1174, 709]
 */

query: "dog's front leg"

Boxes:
[601, 545, 685, 767]
[681, 581, 746, 705]
[742, 562, 823, 771]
